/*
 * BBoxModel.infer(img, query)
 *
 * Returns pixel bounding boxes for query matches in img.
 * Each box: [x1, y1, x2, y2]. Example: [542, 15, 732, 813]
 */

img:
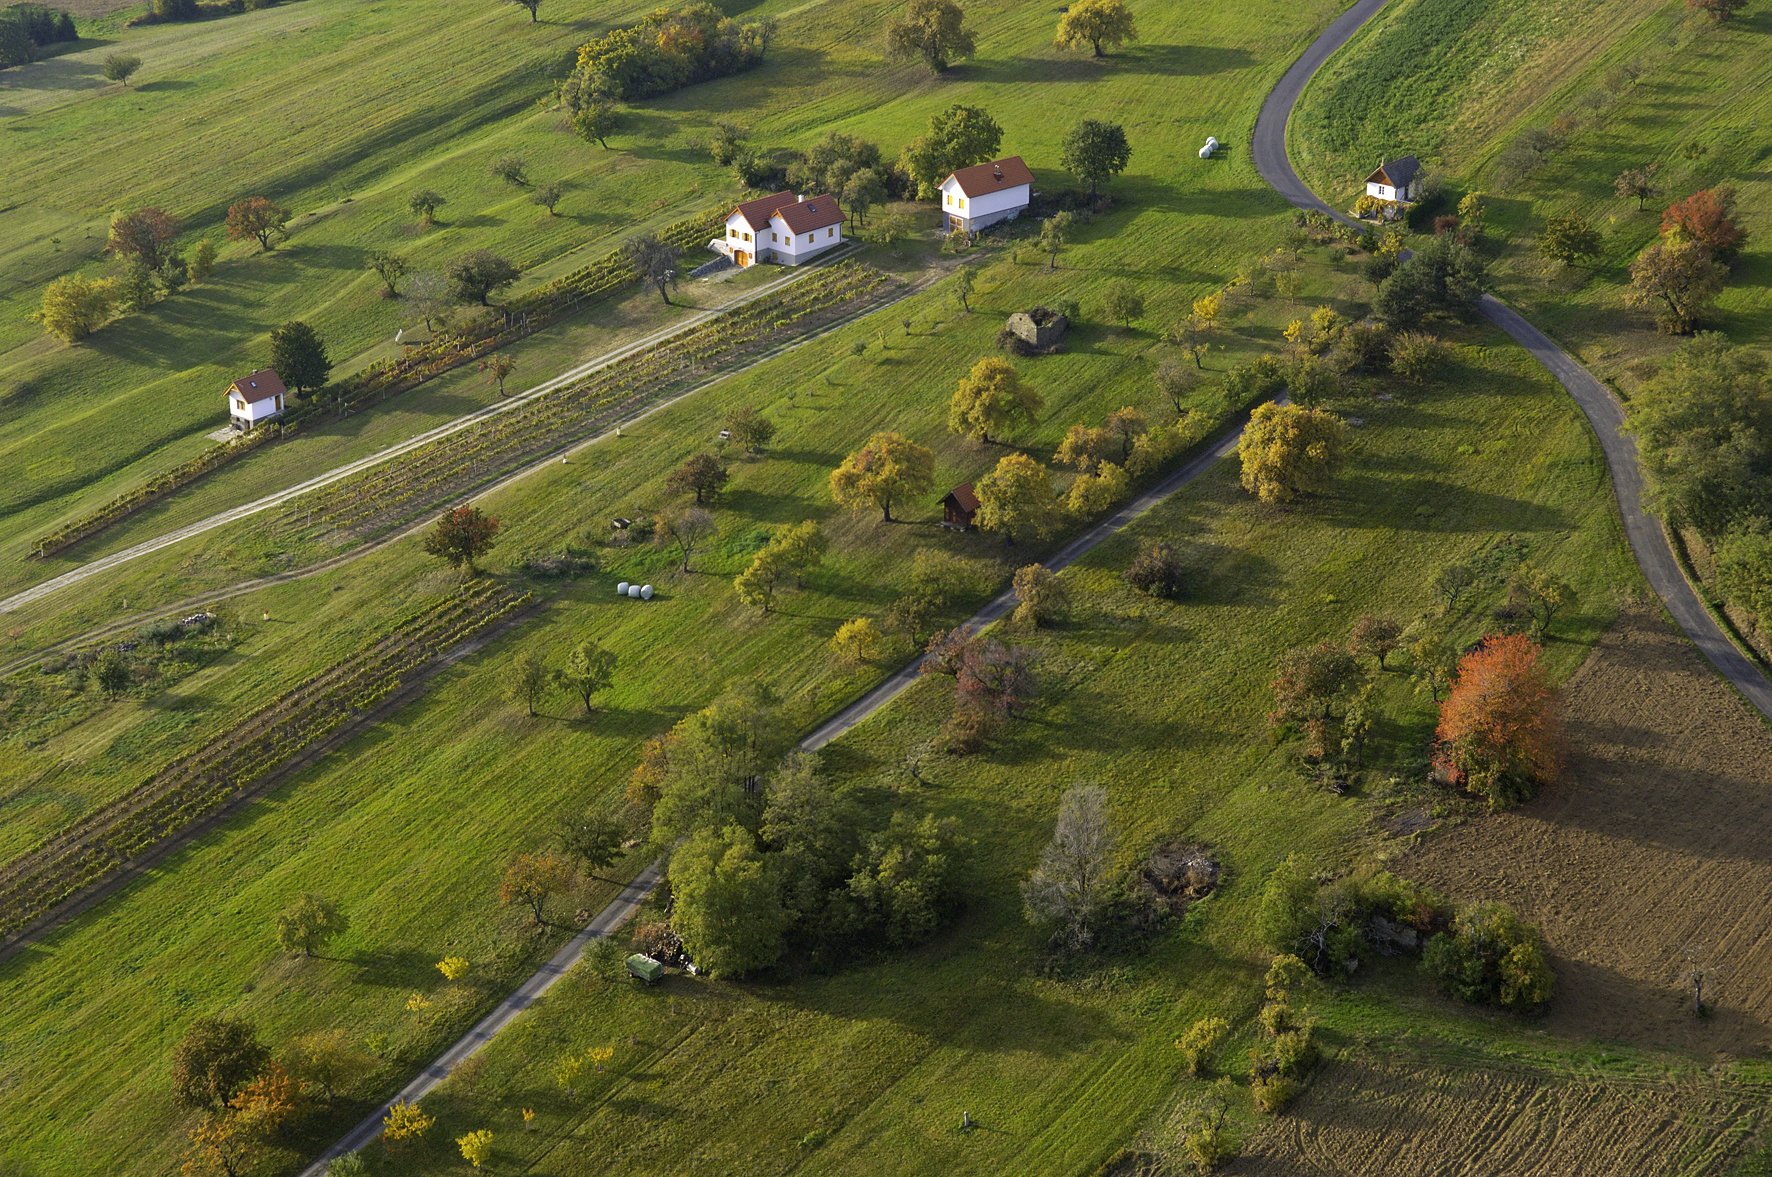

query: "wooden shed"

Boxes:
[942, 482, 980, 530]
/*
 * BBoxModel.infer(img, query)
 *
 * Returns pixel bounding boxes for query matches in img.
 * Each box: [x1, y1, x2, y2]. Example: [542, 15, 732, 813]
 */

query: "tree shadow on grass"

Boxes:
[1321, 476, 1570, 534]
[348, 944, 440, 990]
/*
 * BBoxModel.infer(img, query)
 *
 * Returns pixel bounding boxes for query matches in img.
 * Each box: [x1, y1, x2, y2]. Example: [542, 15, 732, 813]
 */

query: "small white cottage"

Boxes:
[226, 368, 287, 431]
[1364, 156, 1421, 203]
[939, 156, 1034, 233]
[717, 191, 846, 268]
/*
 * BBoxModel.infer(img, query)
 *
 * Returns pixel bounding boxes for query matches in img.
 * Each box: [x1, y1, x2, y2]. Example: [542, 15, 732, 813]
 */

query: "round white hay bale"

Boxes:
[617, 581, 630, 595]
[627, 584, 642, 598]
[640, 584, 654, 600]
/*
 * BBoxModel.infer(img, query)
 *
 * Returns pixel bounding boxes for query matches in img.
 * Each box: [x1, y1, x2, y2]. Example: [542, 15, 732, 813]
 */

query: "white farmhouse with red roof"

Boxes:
[939, 156, 1033, 234]
[225, 368, 287, 431]
[716, 191, 846, 268]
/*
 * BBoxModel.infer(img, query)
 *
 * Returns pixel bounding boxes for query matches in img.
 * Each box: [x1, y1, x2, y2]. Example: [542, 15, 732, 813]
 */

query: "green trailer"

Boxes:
[626, 953, 665, 984]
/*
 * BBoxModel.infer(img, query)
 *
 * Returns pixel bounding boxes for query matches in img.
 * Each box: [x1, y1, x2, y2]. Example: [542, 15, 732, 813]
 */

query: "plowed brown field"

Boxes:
[1406, 608, 1772, 1054]
[1234, 1052, 1764, 1175]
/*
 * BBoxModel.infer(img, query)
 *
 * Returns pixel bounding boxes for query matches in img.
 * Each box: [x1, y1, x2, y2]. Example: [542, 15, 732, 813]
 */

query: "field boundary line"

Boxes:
[1249, 0, 1772, 723]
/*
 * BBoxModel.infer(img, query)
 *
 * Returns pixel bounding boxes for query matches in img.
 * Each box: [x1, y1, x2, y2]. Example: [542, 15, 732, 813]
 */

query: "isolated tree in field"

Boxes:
[501, 650, 548, 716]
[1125, 537, 1184, 598]
[948, 356, 1043, 444]
[831, 616, 885, 665]
[1349, 614, 1403, 669]
[974, 452, 1057, 545]
[269, 320, 330, 394]
[1626, 237, 1724, 333]
[669, 823, 789, 977]
[274, 893, 348, 957]
[189, 239, 217, 283]
[499, 851, 573, 925]
[407, 271, 450, 331]
[532, 181, 564, 216]
[1038, 210, 1073, 270]
[1011, 563, 1067, 628]
[1432, 562, 1476, 612]
[1100, 280, 1143, 330]
[829, 431, 935, 522]
[952, 265, 976, 314]
[282, 1029, 373, 1103]
[458, 1129, 494, 1169]
[1686, 0, 1746, 20]
[408, 189, 447, 226]
[725, 404, 776, 453]
[368, 250, 408, 297]
[508, 0, 541, 21]
[1506, 562, 1576, 638]
[1153, 356, 1198, 417]
[708, 119, 747, 166]
[885, 0, 976, 73]
[1054, 0, 1136, 56]
[447, 250, 520, 306]
[552, 638, 617, 715]
[1022, 784, 1118, 950]
[668, 452, 729, 504]
[573, 99, 621, 148]
[1269, 642, 1362, 759]
[491, 154, 529, 186]
[624, 232, 680, 305]
[1435, 633, 1560, 808]
[1422, 902, 1555, 1011]
[1409, 629, 1458, 702]
[556, 811, 625, 880]
[1061, 118, 1131, 197]
[1614, 164, 1660, 211]
[34, 274, 119, 343]
[654, 505, 716, 571]
[479, 352, 517, 398]
[107, 207, 179, 271]
[1662, 186, 1746, 261]
[1538, 209, 1603, 268]
[900, 104, 1002, 196]
[1237, 401, 1350, 505]
[172, 1016, 269, 1110]
[226, 197, 291, 252]
[103, 52, 142, 85]
[383, 1099, 435, 1143]
[423, 504, 500, 573]
[182, 1111, 262, 1177]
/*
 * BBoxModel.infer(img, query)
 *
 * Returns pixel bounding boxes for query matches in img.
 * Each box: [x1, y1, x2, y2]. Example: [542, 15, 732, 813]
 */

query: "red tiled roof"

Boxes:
[945, 482, 980, 512]
[729, 190, 796, 230]
[943, 156, 1034, 199]
[775, 194, 845, 233]
[228, 368, 286, 401]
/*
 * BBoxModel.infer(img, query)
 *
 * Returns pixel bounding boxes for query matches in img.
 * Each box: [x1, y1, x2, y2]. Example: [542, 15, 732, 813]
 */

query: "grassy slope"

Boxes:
[361, 324, 1651, 1176]
[0, 0, 1378, 1166]
[1288, 0, 1772, 382]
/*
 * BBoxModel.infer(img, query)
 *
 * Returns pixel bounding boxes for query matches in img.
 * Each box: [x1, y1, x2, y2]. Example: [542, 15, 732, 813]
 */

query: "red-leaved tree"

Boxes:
[1661, 186, 1746, 262]
[1434, 633, 1561, 808]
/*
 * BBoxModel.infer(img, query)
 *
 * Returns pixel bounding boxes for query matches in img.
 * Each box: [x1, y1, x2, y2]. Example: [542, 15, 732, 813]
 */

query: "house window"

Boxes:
[827, 228, 835, 238]
[772, 232, 778, 242]
[957, 197, 965, 210]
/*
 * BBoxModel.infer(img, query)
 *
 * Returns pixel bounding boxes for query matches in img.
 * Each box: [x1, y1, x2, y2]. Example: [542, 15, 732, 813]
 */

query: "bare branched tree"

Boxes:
[1021, 784, 1119, 951]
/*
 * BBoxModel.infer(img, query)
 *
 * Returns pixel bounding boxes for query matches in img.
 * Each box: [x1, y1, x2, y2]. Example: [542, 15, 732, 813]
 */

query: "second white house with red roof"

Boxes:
[716, 190, 846, 268]
[939, 156, 1033, 234]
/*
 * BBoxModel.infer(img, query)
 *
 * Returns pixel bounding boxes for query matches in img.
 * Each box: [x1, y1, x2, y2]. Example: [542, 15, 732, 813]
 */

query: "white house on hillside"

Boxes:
[1364, 156, 1421, 203]
[226, 368, 287, 431]
[716, 191, 846, 268]
[939, 156, 1033, 233]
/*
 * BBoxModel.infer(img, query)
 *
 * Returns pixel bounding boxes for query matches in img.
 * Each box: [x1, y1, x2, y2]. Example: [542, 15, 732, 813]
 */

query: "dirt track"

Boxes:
[1406, 608, 1772, 1055]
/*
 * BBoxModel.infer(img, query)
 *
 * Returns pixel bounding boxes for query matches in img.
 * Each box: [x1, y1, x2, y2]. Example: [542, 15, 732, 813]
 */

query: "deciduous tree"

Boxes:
[974, 451, 1057, 545]
[382, 1099, 434, 1143]
[368, 250, 408, 297]
[1060, 118, 1131, 196]
[900, 103, 1002, 196]
[1626, 237, 1724, 334]
[1662, 186, 1746, 261]
[274, 893, 348, 957]
[1011, 563, 1067, 628]
[1053, 0, 1136, 56]
[1686, 0, 1746, 21]
[552, 638, 616, 715]
[885, 0, 976, 73]
[532, 181, 564, 216]
[556, 810, 625, 880]
[624, 232, 680, 305]
[1099, 279, 1143, 329]
[34, 273, 119, 343]
[842, 167, 886, 228]
[1022, 784, 1118, 950]
[1037, 210, 1073, 270]
[508, 0, 541, 21]
[226, 197, 290, 252]
[501, 651, 548, 716]
[1614, 164, 1660, 211]
[424, 504, 500, 573]
[1435, 633, 1560, 808]
[498, 851, 573, 925]
[1349, 614, 1403, 670]
[725, 403, 776, 453]
[480, 352, 517, 397]
[1269, 642, 1362, 759]
[108, 207, 179, 271]
[1125, 537, 1184, 598]
[282, 1029, 373, 1103]
[668, 823, 789, 976]
[1506, 561, 1576, 639]
[667, 452, 729, 504]
[171, 1016, 269, 1110]
[447, 250, 520, 306]
[1236, 401, 1350, 504]
[103, 52, 141, 85]
[654, 505, 716, 571]
[1538, 209, 1603, 267]
[948, 356, 1042, 443]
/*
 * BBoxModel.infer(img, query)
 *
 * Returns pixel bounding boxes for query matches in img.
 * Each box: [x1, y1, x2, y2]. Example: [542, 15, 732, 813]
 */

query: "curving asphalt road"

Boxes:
[1253, 0, 1772, 722]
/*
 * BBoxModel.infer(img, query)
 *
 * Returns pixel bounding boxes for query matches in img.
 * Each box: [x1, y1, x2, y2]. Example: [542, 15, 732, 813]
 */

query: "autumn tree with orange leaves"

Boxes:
[1434, 634, 1560, 809]
[1661, 186, 1747, 262]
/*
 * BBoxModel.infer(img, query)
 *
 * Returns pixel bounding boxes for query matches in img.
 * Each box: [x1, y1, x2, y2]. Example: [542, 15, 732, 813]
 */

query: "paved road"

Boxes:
[0, 250, 859, 618]
[1251, 0, 1772, 722]
[298, 863, 662, 1176]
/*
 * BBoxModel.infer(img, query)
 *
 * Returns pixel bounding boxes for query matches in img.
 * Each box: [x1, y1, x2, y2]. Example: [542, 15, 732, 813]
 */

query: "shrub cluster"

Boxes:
[567, 3, 770, 102]
[0, 3, 75, 68]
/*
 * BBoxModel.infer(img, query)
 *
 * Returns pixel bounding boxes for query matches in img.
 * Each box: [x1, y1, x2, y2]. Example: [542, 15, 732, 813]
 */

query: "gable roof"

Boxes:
[228, 368, 286, 402]
[774, 193, 845, 233]
[942, 156, 1034, 199]
[728, 190, 796, 230]
[943, 482, 980, 513]
[1365, 155, 1420, 189]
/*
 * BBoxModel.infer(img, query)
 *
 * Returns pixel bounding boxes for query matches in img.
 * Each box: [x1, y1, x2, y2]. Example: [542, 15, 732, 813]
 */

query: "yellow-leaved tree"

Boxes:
[829, 431, 936, 523]
[948, 357, 1043, 444]
[1236, 402, 1350, 505]
[974, 452, 1058, 545]
[458, 1129, 494, 1169]
[382, 1099, 434, 1144]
